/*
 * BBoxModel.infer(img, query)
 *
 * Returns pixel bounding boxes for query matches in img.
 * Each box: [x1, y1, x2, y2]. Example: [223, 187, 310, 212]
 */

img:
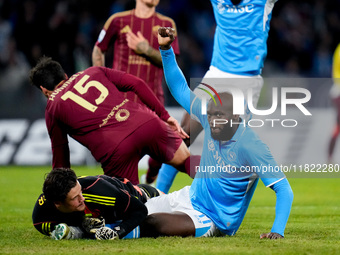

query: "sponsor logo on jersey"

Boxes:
[120, 25, 132, 34]
[217, 0, 254, 14]
[128, 55, 151, 66]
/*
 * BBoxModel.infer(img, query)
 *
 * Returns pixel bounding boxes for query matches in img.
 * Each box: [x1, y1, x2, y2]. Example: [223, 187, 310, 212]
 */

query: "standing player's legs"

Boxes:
[156, 164, 178, 193]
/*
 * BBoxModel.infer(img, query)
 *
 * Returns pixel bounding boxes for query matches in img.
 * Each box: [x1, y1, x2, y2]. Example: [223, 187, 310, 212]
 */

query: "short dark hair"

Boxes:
[29, 56, 66, 91]
[43, 168, 78, 202]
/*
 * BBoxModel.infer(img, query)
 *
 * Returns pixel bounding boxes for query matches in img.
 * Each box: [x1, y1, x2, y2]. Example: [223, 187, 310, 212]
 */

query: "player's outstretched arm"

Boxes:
[158, 27, 192, 113]
[261, 178, 293, 239]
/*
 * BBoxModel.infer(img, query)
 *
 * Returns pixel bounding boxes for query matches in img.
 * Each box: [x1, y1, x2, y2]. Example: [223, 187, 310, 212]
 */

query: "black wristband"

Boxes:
[160, 45, 171, 51]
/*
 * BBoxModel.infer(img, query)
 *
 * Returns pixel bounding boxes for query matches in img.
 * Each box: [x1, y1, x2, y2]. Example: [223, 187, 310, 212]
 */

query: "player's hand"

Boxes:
[82, 216, 105, 234]
[158, 27, 175, 50]
[95, 226, 119, 240]
[260, 232, 284, 239]
[51, 223, 83, 240]
[167, 116, 189, 139]
[126, 31, 150, 55]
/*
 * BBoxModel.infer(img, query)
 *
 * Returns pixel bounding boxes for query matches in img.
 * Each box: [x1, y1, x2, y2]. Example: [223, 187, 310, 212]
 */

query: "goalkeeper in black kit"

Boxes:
[32, 168, 161, 240]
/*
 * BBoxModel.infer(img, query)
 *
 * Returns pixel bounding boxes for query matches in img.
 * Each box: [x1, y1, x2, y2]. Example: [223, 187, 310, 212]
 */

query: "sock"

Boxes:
[155, 164, 178, 194]
[105, 223, 140, 239]
[156, 155, 201, 193]
[181, 155, 201, 178]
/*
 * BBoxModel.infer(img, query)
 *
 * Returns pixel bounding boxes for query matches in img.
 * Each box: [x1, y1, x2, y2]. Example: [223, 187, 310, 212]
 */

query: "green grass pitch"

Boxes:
[0, 166, 339, 254]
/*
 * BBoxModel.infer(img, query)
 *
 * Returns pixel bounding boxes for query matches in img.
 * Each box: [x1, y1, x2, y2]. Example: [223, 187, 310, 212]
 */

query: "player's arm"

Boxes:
[92, 45, 105, 67]
[92, 15, 118, 67]
[82, 177, 148, 239]
[158, 27, 192, 113]
[113, 191, 148, 239]
[32, 194, 60, 236]
[45, 112, 70, 168]
[245, 141, 293, 239]
[260, 178, 293, 239]
[103, 67, 187, 138]
[102, 67, 169, 121]
[126, 31, 163, 67]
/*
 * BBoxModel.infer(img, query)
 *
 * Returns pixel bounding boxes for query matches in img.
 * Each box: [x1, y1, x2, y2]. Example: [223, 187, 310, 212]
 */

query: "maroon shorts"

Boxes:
[103, 118, 182, 184]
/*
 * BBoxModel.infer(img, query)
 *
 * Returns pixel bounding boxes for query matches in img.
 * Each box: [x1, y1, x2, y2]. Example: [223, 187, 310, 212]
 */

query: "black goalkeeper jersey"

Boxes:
[32, 175, 151, 238]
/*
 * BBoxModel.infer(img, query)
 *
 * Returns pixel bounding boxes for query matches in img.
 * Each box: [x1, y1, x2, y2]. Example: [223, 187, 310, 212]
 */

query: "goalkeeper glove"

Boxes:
[51, 223, 84, 240]
[82, 216, 106, 234]
[95, 227, 119, 240]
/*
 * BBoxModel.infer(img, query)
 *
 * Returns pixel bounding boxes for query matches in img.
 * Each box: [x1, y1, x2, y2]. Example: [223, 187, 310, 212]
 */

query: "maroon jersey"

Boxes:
[45, 66, 170, 169]
[95, 9, 180, 104]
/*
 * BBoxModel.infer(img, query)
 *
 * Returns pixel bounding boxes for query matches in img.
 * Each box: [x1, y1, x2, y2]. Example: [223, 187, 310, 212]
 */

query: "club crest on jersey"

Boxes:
[227, 151, 237, 161]
[120, 25, 132, 34]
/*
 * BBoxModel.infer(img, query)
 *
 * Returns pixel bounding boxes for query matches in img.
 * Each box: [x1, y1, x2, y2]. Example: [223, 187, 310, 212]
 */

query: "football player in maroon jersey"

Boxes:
[29, 57, 197, 184]
[92, 0, 180, 184]
[92, 0, 179, 105]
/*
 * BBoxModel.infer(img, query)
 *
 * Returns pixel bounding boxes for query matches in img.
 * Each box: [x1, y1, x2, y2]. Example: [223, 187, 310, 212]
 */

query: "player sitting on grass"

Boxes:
[32, 168, 161, 240]
[141, 27, 294, 240]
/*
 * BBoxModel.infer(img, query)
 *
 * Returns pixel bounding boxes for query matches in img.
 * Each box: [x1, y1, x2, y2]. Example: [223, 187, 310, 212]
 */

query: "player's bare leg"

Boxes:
[140, 212, 195, 237]
[167, 141, 190, 166]
[145, 141, 189, 184]
[153, 113, 203, 189]
[166, 142, 200, 178]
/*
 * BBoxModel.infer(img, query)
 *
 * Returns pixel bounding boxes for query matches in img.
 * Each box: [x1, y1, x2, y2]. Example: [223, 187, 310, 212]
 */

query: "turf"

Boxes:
[0, 166, 339, 254]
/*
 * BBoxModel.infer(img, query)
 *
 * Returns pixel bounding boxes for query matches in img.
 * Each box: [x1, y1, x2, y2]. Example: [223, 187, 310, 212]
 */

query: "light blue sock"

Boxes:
[121, 226, 140, 239]
[105, 223, 140, 239]
[155, 164, 178, 194]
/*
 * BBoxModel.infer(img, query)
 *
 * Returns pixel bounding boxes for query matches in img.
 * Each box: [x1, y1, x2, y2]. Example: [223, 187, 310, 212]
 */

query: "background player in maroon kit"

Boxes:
[29, 56, 195, 185]
[92, 0, 180, 184]
[92, 0, 179, 105]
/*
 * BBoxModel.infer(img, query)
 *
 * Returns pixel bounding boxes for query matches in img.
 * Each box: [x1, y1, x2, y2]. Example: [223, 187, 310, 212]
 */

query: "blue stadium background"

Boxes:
[1, 0, 340, 166]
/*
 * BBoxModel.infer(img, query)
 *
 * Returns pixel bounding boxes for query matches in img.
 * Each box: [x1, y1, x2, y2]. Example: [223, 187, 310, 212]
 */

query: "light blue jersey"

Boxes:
[160, 47, 289, 236]
[190, 102, 284, 235]
[210, 0, 278, 75]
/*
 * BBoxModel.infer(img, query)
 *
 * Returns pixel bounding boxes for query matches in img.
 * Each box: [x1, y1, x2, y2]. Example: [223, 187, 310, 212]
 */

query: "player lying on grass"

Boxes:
[29, 56, 195, 185]
[32, 168, 162, 240]
[144, 27, 294, 240]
